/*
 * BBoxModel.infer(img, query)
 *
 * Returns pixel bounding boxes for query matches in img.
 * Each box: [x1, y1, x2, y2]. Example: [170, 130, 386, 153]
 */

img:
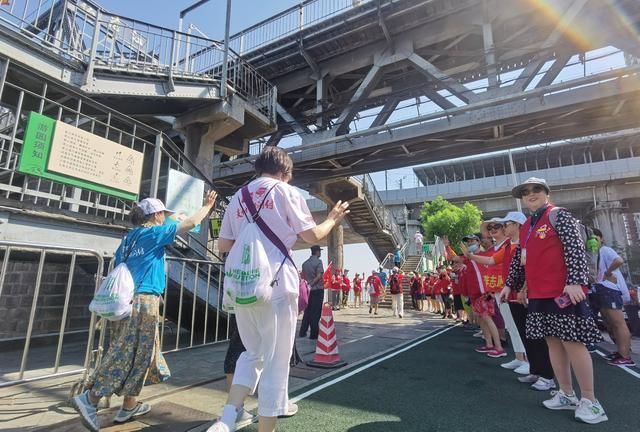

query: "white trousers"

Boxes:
[498, 301, 525, 354]
[391, 293, 404, 316]
[233, 296, 297, 417]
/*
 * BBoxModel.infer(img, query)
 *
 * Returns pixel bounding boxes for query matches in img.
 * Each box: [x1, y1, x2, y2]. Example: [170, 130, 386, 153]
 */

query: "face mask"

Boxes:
[467, 244, 479, 253]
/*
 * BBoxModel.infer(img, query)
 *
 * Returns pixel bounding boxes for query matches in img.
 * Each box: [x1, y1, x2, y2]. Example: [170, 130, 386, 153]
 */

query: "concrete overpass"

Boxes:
[305, 132, 640, 249]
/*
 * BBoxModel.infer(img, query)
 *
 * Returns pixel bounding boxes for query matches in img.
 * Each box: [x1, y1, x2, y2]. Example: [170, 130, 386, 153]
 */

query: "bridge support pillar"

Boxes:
[594, 201, 627, 248]
[327, 223, 344, 273]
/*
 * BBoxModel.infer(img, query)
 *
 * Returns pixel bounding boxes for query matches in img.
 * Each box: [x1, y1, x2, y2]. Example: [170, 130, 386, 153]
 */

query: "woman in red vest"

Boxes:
[503, 177, 607, 424]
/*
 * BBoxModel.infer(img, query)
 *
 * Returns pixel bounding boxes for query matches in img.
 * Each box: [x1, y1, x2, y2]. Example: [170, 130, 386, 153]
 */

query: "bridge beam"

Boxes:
[408, 53, 479, 104]
[334, 63, 382, 135]
[509, 0, 589, 93]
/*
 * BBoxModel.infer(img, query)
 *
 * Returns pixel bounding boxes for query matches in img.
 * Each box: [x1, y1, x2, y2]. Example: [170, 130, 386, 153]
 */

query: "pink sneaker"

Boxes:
[487, 348, 507, 358]
[475, 345, 493, 353]
[608, 357, 636, 367]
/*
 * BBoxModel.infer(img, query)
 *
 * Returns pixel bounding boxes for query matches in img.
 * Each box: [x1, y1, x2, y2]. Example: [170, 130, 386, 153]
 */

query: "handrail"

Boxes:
[228, 0, 374, 55]
[0, 0, 277, 122]
[359, 174, 405, 247]
[378, 252, 394, 270]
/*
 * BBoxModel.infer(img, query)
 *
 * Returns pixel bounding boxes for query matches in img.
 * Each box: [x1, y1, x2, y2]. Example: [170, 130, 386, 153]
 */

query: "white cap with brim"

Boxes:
[512, 177, 550, 198]
[137, 198, 175, 216]
[462, 234, 479, 241]
[494, 211, 527, 225]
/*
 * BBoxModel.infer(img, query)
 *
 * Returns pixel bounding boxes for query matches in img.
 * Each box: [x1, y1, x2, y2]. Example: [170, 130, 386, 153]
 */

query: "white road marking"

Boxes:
[340, 334, 374, 346]
[290, 325, 457, 403]
[594, 350, 640, 379]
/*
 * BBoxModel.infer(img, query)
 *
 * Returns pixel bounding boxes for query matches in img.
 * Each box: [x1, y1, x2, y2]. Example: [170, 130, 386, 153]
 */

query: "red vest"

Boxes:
[520, 207, 567, 299]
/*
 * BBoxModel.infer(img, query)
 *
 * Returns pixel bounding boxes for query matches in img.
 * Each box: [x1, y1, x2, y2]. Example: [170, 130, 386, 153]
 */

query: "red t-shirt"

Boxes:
[353, 277, 362, 293]
[331, 275, 343, 291]
[342, 275, 351, 293]
[366, 275, 383, 296]
[434, 274, 450, 295]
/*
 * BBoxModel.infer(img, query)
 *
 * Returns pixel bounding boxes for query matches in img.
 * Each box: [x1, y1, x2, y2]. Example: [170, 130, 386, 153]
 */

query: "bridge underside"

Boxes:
[212, 0, 640, 195]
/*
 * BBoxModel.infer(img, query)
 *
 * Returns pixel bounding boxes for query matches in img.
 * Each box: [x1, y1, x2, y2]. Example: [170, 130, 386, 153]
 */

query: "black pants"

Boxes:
[509, 302, 554, 380]
[299, 289, 324, 338]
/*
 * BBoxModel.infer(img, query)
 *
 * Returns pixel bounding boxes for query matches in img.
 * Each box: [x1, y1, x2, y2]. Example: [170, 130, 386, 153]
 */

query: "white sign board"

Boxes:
[166, 169, 205, 233]
[47, 120, 144, 195]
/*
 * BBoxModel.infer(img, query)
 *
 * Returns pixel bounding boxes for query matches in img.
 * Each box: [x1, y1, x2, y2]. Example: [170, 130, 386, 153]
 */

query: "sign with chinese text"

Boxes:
[166, 169, 205, 233]
[17, 112, 143, 200]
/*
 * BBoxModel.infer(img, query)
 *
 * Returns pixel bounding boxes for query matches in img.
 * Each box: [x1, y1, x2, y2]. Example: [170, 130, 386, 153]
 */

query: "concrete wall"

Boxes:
[0, 259, 97, 341]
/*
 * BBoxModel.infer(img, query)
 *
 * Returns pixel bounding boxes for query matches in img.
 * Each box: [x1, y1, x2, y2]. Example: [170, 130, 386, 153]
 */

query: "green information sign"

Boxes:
[17, 112, 138, 200]
[209, 218, 221, 238]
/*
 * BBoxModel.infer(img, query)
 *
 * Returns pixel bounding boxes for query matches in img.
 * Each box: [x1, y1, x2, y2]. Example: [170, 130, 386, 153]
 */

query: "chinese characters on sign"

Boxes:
[47, 120, 143, 195]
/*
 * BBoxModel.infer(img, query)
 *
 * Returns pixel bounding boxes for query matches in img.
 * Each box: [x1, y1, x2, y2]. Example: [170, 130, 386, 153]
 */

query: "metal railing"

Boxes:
[0, 240, 230, 388]
[0, 240, 104, 387]
[0, 0, 277, 121]
[0, 58, 225, 224]
[162, 256, 229, 353]
[229, 0, 373, 55]
[360, 173, 405, 247]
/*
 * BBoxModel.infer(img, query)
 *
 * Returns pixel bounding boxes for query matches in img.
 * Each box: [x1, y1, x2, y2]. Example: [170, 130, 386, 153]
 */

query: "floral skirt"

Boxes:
[88, 294, 171, 397]
[526, 298, 603, 344]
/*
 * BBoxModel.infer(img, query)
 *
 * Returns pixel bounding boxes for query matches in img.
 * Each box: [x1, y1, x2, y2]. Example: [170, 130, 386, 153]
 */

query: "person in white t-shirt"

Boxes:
[208, 146, 349, 432]
[591, 228, 634, 367]
[414, 230, 424, 255]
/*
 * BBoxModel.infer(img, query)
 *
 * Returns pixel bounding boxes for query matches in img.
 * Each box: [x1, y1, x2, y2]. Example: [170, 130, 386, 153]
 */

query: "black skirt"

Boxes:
[526, 298, 603, 344]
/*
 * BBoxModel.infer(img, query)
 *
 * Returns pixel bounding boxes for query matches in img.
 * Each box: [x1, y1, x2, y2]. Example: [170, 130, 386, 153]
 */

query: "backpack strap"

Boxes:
[240, 184, 296, 270]
[548, 206, 562, 230]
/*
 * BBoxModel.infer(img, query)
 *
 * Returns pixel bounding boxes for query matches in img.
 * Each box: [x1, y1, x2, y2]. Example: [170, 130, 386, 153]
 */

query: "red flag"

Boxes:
[323, 261, 333, 289]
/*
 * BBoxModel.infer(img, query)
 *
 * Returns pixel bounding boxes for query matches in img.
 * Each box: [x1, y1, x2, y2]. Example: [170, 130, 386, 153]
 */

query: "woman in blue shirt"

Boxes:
[72, 192, 216, 431]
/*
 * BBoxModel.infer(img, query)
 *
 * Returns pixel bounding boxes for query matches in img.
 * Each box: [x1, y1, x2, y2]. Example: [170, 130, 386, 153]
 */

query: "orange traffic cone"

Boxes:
[307, 303, 347, 369]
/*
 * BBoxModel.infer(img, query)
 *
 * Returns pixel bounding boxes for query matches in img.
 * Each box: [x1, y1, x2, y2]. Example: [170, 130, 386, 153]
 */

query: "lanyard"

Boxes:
[523, 204, 550, 248]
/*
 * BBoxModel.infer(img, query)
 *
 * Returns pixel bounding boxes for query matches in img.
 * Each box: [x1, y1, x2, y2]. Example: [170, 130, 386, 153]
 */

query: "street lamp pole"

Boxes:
[221, 0, 232, 99]
[178, 0, 232, 98]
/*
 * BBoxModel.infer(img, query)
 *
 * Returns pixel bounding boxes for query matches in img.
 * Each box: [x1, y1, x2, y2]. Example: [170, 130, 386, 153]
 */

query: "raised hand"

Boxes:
[204, 190, 217, 207]
[329, 200, 350, 223]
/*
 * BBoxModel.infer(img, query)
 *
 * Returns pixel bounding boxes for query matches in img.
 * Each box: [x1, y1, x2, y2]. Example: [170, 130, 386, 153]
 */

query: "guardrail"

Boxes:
[162, 256, 229, 352]
[360, 173, 405, 247]
[0, 0, 276, 121]
[0, 240, 230, 388]
[0, 59, 226, 224]
[0, 241, 104, 387]
[229, 0, 373, 55]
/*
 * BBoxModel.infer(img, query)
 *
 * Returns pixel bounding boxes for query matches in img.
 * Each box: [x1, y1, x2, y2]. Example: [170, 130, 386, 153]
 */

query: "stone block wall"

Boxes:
[0, 259, 98, 340]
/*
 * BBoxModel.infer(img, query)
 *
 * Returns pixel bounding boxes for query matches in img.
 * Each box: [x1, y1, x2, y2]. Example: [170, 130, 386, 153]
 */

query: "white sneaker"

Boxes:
[513, 362, 530, 375]
[517, 374, 538, 384]
[531, 377, 557, 391]
[235, 407, 256, 428]
[575, 398, 608, 424]
[207, 421, 233, 432]
[500, 359, 524, 370]
[542, 390, 579, 410]
[472, 330, 483, 338]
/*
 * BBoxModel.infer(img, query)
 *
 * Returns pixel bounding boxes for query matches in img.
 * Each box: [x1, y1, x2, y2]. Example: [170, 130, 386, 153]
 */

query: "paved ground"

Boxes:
[1, 305, 638, 431]
[0, 305, 450, 431]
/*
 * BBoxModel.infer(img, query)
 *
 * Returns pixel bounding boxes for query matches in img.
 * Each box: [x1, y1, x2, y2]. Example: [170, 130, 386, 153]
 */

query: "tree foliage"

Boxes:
[420, 196, 483, 252]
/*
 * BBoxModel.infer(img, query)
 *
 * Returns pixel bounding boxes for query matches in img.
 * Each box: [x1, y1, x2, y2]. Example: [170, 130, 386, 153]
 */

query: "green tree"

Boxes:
[420, 196, 483, 253]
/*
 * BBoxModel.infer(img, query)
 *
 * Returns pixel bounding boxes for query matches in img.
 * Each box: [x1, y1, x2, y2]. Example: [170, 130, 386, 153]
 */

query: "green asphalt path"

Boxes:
[247, 326, 639, 432]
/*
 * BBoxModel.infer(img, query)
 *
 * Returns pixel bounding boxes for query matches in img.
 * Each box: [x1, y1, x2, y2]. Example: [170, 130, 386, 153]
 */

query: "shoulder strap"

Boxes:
[548, 206, 563, 230]
[241, 185, 296, 269]
[123, 229, 145, 262]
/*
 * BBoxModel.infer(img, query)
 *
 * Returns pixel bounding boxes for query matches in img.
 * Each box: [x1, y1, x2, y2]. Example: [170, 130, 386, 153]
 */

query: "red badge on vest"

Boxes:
[536, 224, 549, 240]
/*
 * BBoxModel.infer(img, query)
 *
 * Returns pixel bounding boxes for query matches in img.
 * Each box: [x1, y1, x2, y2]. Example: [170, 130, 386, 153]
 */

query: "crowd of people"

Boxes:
[69, 142, 635, 431]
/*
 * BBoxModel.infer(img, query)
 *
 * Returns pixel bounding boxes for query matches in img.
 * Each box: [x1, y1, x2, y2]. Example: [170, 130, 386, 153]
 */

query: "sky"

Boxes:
[98, 0, 627, 275]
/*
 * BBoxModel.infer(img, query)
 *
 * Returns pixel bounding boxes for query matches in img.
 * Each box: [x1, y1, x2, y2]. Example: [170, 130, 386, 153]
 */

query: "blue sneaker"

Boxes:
[71, 390, 99, 431]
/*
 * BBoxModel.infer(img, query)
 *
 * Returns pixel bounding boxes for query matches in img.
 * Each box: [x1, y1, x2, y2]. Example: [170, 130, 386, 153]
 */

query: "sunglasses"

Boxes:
[487, 224, 503, 231]
[521, 185, 545, 196]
